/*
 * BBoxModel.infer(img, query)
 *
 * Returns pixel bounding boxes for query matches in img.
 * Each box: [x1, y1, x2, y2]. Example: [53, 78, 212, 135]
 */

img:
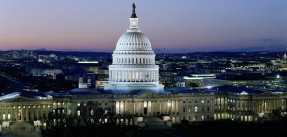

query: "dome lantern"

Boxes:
[130, 3, 139, 29]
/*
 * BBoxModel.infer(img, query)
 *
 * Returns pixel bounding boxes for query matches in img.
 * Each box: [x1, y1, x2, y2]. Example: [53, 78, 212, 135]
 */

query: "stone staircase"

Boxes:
[144, 116, 170, 129]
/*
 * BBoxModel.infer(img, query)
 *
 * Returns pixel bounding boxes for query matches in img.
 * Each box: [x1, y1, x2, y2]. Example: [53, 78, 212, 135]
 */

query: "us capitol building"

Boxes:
[0, 4, 287, 128]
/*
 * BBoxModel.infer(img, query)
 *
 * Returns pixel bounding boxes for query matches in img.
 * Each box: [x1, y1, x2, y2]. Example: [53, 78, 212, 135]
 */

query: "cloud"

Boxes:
[55, 48, 74, 51]
[35, 48, 47, 51]
[226, 45, 287, 52]
[260, 39, 273, 42]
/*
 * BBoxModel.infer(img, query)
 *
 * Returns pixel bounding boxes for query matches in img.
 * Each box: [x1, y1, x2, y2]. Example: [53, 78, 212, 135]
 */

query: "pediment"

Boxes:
[135, 91, 164, 99]
[3, 96, 39, 102]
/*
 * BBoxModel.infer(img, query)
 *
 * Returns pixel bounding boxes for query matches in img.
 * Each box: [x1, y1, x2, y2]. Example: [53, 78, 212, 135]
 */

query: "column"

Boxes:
[148, 70, 151, 82]
[26, 107, 29, 121]
[122, 70, 124, 82]
[176, 100, 178, 113]
[22, 106, 25, 121]
[111, 71, 113, 81]
[124, 71, 127, 82]
[133, 102, 135, 114]
[41, 106, 44, 121]
[138, 71, 140, 82]
[159, 101, 161, 114]
[141, 101, 144, 114]
[156, 71, 158, 82]
[37, 107, 39, 120]
[143, 71, 146, 82]
[116, 70, 118, 82]
[171, 100, 174, 113]
[153, 70, 156, 82]
[150, 101, 153, 115]
[20, 106, 23, 121]
[166, 101, 168, 114]
[11, 106, 14, 121]
[134, 71, 137, 82]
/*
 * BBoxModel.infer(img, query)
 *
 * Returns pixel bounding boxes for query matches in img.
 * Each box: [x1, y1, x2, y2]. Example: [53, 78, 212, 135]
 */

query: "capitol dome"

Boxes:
[104, 3, 164, 94]
[115, 32, 153, 51]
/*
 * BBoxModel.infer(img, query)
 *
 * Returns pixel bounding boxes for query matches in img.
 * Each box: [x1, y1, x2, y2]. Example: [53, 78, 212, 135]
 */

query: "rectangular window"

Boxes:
[77, 110, 80, 116]
[195, 106, 198, 112]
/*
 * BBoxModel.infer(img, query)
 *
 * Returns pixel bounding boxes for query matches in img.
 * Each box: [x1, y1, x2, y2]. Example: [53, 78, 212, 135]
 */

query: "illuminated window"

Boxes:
[116, 101, 120, 114]
[202, 115, 204, 120]
[3, 114, 5, 120]
[195, 106, 198, 112]
[144, 101, 147, 107]
[77, 110, 80, 116]
[201, 100, 204, 103]
[77, 103, 80, 107]
[8, 114, 10, 119]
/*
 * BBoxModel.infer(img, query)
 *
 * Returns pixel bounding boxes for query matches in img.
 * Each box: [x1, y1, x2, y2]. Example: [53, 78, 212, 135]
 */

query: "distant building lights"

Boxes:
[240, 91, 248, 95]
[276, 75, 280, 79]
[78, 61, 98, 64]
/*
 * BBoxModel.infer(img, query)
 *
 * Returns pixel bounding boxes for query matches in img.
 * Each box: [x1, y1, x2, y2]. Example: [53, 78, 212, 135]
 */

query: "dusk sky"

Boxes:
[0, 0, 286, 52]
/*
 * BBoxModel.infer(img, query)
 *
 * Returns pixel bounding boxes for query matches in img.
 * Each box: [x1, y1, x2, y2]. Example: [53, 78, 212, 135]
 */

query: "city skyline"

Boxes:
[0, 0, 287, 52]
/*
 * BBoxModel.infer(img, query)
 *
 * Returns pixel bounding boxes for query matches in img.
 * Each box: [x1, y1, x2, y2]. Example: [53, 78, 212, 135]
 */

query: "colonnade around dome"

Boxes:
[108, 69, 159, 82]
